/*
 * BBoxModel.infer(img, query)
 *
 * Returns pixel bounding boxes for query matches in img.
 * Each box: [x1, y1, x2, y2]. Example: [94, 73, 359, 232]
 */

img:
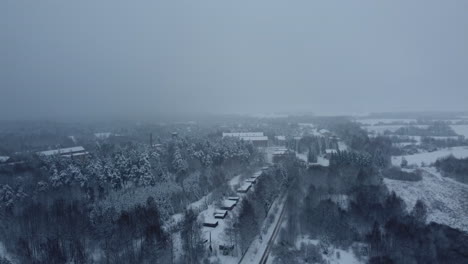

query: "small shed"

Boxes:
[237, 182, 252, 193]
[246, 178, 256, 184]
[253, 171, 262, 178]
[214, 210, 228, 219]
[221, 199, 237, 211]
[203, 219, 218, 228]
[227, 196, 240, 202]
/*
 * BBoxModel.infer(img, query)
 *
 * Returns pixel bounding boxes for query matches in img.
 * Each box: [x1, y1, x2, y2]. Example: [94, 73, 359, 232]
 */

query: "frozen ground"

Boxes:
[357, 119, 417, 125]
[296, 152, 330, 167]
[384, 168, 468, 232]
[391, 146, 468, 166]
[451, 124, 468, 138]
[267, 236, 363, 264]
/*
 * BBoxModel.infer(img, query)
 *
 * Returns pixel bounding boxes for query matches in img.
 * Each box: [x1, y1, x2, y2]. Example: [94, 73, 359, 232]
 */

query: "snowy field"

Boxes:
[451, 125, 468, 138]
[364, 125, 405, 134]
[296, 152, 330, 167]
[384, 168, 468, 232]
[391, 146, 468, 166]
[357, 119, 417, 125]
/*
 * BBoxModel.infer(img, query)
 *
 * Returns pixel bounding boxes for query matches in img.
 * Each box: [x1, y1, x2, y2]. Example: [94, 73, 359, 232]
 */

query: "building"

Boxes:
[272, 147, 294, 163]
[37, 146, 88, 159]
[222, 132, 268, 147]
[274, 135, 286, 146]
[203, 219, 219, 228]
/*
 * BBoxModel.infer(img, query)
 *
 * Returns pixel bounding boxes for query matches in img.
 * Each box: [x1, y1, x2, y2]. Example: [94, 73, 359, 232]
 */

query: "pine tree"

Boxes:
[411, 200, 427, 224]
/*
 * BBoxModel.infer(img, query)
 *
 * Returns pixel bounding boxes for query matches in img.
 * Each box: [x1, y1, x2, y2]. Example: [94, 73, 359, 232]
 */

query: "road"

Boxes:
[258, 195, 287, 264]
[238, 193, 287, 264]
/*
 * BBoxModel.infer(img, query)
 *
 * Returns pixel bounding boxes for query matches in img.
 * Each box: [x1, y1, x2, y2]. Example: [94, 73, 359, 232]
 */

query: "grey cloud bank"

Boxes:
[1, 0, 468, 120]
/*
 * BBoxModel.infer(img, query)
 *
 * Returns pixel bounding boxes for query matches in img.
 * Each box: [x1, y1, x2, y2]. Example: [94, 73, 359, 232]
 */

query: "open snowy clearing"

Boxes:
[384, 169, 468, 232]
[357, 119, 417, 125]
[451, 124, 468, 138]
[391, 146, 468, 166]
[266, 237, 363, 264]
[296, 152, 330, 167]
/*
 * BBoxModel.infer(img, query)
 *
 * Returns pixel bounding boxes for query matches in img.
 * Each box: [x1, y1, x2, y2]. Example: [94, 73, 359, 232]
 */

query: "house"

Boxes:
[222, 132, 268, 147]
[94, 132, 112, 139]
[37, 146, 88, 159]
[221, 199, 237, 211]
[214, 210, 228, 219]
[203, 219, 218, 228]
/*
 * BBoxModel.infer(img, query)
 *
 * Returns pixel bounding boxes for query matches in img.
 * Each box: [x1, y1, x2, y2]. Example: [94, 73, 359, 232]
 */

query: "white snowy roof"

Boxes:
[275, 136, 286, 141]
[246, 179, 256, 184]
[237, 182, 252, 192]
[253, 171, 262, 178]
[273, 148, 288, 155]
[0, 156, 10, 162]
[223, 199, 237, 208]
[223, 132, 264, 138]
[61, 152, 89, 158]
[215, 209, 228, 215]
[239, 136, 268, 141]
[319, 129, 331, 134]
[37, 146, 86, 156]
[94, 132, 112, 139]
[325, 149, 338, 154]
[203, 219, 218, 225]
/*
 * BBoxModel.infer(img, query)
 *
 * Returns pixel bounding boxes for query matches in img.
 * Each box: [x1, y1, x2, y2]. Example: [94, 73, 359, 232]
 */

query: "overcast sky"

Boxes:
[1, 0, 468, 120]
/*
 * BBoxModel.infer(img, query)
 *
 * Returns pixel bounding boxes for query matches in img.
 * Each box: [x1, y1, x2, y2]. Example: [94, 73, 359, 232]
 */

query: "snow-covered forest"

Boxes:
[1, 114, 468, 264]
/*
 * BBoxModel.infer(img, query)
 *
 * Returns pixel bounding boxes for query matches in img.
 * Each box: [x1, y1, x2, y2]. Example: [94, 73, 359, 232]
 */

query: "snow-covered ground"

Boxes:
[364, 125, 406, 134]
[384, 168, 468, 232]
[391, 146, 468, 166]
[266, 236, 363, 264]
[0, 242, 13, 263]
[451, 125, 468, 138]
[357, 119, 417, 125]
[194, 169, 267, 264]
[296, 152, 330, 167]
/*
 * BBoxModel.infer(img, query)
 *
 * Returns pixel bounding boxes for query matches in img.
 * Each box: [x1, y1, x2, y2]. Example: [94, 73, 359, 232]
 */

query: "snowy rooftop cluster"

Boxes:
[222, 132, 268, 142]
[223, 132, 264, 137]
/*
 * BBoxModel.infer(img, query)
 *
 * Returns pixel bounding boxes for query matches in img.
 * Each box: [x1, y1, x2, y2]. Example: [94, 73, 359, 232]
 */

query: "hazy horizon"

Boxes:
[2, 0, 468, 120]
